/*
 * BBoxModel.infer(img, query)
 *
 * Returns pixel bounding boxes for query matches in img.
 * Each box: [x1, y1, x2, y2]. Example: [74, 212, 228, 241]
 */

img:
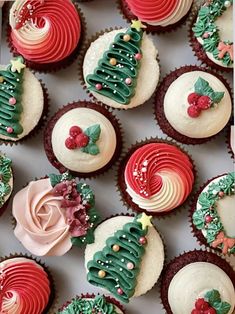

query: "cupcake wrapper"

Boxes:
[0, 253, 58, 314]
[226, 124, 235, 160]
[116, 137, 198, 218]
[6, 2, 87, 73]
[160, 249, 235, 314]
[116, 0, 194, 34]
[44, 100, 123, 179]
[188, 3, 233, 72]
[0, 79, 50, 145]
[153, 65, 233, 145]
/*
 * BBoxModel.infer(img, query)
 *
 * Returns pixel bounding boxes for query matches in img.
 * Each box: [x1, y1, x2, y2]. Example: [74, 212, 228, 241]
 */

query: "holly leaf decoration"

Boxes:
[81, 143, 100, 155]
[71, 228, 95, 247]
[194, 77, 214, 96]
[212, 301, 231, 314]
[88, 206, 101, 224]
[205, 289, 221, 304]
[192, 209, 205, 230]
[84, 124, 101, 143]
[49, 173, 63, 187]
[77, 182, 95, 206]
[211, 91, 225, 104]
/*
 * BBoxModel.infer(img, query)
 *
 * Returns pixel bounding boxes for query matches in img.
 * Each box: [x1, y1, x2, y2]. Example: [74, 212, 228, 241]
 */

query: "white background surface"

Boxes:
[0, 1, 234, 313]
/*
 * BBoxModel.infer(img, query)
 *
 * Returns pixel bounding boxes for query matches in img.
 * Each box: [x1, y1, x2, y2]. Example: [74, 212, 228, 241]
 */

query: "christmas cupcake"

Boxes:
[82, 21, 160, 109]
[8, 0, 84, 72]
[85, 213, 165, 303]
[58, 294, 125, 314]
[118, 0, 193, 33]
[0, 56, 48, 144]
[191, 172, 235, 255]
[44, 101, 122, 178]
[0, 154, 13, 216]
[118, 139, 195, 216]
[161, 250, 235, 314]
[0, 254, 55, 314]
[227, 125, 234, 159]
[190, 0, 233, 71]
[12, 172, 100, 256]
[154, 65, 232, 144]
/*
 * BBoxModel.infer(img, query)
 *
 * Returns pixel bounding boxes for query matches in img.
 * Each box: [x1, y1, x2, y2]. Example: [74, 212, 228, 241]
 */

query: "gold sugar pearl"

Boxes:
[98, 270, 106, 278]
[0, 76, 4, 83]
[123, 34, 131, 42]
[109, 58, 117, 66]
[112, 244, 120, 252]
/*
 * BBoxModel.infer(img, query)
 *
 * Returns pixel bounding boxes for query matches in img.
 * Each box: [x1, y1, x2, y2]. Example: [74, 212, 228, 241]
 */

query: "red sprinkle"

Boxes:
[69, 126, 82, 138]
[75, 133, 89, 148]
[65, 137, 77, 150]
[134, 53, 142, 60]
[9, 97, 16, 105]
[187, 105, 201, 118]
[139, 236, 147, 245]
[197, 95, 212, 110]
[205, 215, 213, 223]
[218, 191, 224, 197]
[117, 288, 123, 295]
[95, 83, 102, 90]
[6, 127, 14, 134]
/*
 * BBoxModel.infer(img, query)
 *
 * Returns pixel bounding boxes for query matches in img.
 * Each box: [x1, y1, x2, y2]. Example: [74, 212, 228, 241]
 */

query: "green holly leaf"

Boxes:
[194, 77, 211, 96]
[84, 124, 101, 143]
[48, 173, 63, 187]
[71, 229, 95, 247]
[212, 301, 231, 314]
[77, 182, 95, 206]
[81, 143, 100, 155]
[205, 289, 221, 304]
[211, 91, 224, 104]
[88, 206, 101, 225]
[193, 209, 205, 230]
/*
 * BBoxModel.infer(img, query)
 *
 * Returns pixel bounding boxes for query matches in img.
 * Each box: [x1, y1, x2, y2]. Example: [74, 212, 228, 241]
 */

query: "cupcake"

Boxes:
[44, 101, 123, 178]
[85, 213, 165, 303]
[0, 254, 55, 313]
[0, 56, 48, 144]
[8, 0, 83, 72]
[12, 172, 100, 256]
[191, 172, 235, 255]
[118, 139, 195, 216]
[154, 65, 232, 144]
[227, 125, 234, 159]
[0, 154, 13, 216]
[58, 294, 125, 314]
[119, 0, 193, 33]
[82, 21, 160, 109]
[161, 250, 235, 314]
[190, 0, 233, 71]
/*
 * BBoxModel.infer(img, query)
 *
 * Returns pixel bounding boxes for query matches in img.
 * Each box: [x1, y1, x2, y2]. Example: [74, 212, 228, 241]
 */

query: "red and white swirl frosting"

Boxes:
[9, 0, 81, 64]
[124, 143, 194, 212]
[0, 257, 51, 314]
[124, 0, 193, 26]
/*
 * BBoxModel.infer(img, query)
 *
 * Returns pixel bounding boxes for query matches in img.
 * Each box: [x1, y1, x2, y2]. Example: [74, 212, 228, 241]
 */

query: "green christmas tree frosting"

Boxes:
[0, 155, 12, 207]
[87, 213, 153, 303]
[0, 56, 25, 138]
[86, 20, 146, 105]
[58, 295, 119, 314]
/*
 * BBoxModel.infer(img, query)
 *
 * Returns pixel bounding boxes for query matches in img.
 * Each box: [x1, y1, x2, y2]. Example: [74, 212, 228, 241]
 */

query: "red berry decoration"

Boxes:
[197, 95, 212, 110]
[75, 133, 89, 148]
[69, 126, 82, 138]
[205, 215, 213, 223]
[65, 137, 77, 150]
[191, 310, 200, 314]
[187, 92, 200, 105]
[187, 105, 201, 118]
[218, 191, 224, 197]
[205, 308, 216, 314]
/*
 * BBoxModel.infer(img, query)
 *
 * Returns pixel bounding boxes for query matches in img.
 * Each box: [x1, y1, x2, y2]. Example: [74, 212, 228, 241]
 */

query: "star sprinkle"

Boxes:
[131, 20, 147, 32]
[137, 213, 153, 230]
[10, 57, 26, 73]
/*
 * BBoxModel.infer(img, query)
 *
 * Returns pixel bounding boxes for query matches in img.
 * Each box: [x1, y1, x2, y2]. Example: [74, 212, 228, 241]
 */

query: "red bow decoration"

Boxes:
[218, 42, 234, 60]
[212, 231, 235, 254]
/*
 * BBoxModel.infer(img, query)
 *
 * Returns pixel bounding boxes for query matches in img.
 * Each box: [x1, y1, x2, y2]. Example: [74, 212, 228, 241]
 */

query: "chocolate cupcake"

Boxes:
[161, 250, 235, 314]
[12, 172, 100, 256]
[0, 153, 13, 216]
[44, 101, 123, 178]
[0, 56, 49, 144]
[189, 0, 233, 71]
[190, 172, 235, 255]
[117, 138, 195, 217]
[226, 125, 234, 159]
[154, 65, 232, 144]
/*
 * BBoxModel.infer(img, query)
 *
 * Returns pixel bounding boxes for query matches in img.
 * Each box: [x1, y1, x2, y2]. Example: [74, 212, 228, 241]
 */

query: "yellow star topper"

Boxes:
[11, 57, 26, 73]
[137, 213, 153, 230]
[131, 20, 147, 32]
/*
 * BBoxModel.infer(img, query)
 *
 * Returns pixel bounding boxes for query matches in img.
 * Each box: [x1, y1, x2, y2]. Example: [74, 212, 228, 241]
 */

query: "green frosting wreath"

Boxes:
[193, 172, 235, 254]
[193, 0, 233, 67]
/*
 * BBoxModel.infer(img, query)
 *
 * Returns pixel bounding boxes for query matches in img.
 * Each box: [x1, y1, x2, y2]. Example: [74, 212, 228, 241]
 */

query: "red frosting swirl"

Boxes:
[10, 0, 81, 64]
[0, 258, 51, 314]
[125, 143, 194, 202]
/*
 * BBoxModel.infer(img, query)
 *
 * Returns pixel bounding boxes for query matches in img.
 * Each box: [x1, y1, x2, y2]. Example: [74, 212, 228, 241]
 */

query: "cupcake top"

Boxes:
[12, 172, 100, 256]
[123, 0, 193, 27]
[192, 0, 233, 69]
[123, 142, 194, 214]
[85, 213, 164, 303]
[9, 0, 81, 65]
[0, 257, 52, 314]
[192, 172, 235, 254]
[0, 154, 13, 210]
[0, 56, 44, 141]
[83, 21, 159, 109]
[163, 71, 232, 139]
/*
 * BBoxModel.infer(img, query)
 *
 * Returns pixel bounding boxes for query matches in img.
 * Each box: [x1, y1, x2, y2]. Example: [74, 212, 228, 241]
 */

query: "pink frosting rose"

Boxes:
[13, 178, 72, 256]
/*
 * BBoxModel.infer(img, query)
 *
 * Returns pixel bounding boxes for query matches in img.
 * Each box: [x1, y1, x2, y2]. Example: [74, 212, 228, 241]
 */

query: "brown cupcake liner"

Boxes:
[188, 3, 233, 73]
[0, 252, 58, 314]
[58, 293, 126, 313]
[116, 0, 194, 34]
[44, 100, 123, 179]
[160, 249, 235, 314]
[0, 79, 50, 145]
[153, 65, 233, 145]
[116, 137, 198, 218]
[6, 2, 87, 73]
[189, 173, 235, 255]
[226, 124, 235, 160]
